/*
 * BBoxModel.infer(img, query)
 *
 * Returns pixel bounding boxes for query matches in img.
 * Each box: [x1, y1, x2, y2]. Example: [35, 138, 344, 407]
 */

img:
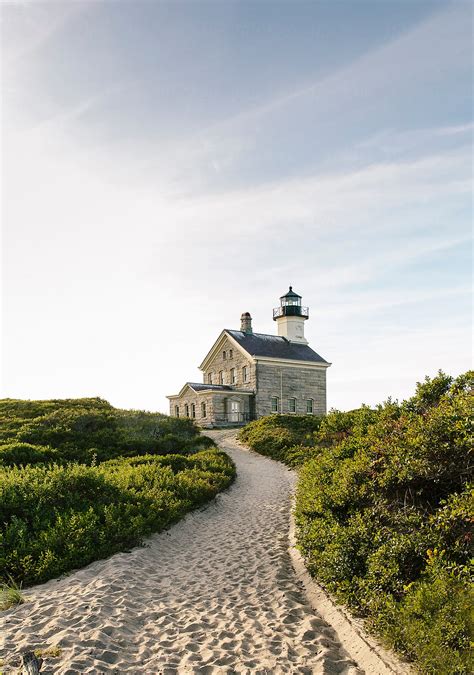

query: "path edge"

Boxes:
[288, 502, 412, 675]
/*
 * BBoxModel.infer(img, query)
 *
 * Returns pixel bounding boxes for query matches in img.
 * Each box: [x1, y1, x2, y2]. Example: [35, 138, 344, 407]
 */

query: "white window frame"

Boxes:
[271, 396, 279, 413]
[288, 397, 297, 413]
[230, 368, 236, 384]
[242, 365, 249, 383]
[306, 399, 314, 414]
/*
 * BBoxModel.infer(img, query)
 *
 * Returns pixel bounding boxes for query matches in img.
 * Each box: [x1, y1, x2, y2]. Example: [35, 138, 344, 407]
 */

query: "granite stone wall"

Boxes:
[203, 337, 255, 391]
[255, 363, 327, 417]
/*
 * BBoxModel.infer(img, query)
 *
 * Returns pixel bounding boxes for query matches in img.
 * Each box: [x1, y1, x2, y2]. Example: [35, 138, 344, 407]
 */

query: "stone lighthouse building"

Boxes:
[167, 288, 330, 426]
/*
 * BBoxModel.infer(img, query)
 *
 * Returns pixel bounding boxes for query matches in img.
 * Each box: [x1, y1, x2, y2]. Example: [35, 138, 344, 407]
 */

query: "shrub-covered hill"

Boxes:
[0, 397, 213, 465]
[0, 398, 235, 587]
[238, 371, 473, 675]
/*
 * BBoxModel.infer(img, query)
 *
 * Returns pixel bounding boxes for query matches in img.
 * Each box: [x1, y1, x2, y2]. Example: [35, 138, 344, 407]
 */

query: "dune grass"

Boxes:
[0, 579, 25, 611]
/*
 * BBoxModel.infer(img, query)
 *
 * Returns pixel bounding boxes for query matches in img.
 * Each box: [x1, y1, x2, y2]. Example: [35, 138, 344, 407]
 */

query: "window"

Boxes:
[271, 396, 279, 413]
[201, 401, 207, 418]
[230, 368, 236, 384]
[191, 403, 196, 418]
[306, 399, 314, 414]
[229, 349, 233, 359]
[185, 404, 189, 417]
[223, 350, 227, 360]
[175, 405, 180, 417]
[219, 370, 224, 384]
[242, 365, 249, 383]
[208, 373, 213, 384]
[288, 398, 297, 413]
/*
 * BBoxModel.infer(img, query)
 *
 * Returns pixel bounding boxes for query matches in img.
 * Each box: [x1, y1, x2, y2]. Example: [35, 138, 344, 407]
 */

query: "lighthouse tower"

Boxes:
[273, 286, 309, 344]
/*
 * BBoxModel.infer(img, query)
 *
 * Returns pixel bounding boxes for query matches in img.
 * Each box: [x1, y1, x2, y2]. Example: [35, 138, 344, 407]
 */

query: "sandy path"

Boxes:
[1, 430, 361, 674]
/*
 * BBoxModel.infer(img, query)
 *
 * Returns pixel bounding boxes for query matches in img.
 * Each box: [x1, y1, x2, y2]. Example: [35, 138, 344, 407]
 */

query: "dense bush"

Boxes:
[1, 448, 234, 586]
[239, 371, 473, 674]
[0, 398, 212, 465]
[0, 398, 234, 587]
[238, 413, 322, 465]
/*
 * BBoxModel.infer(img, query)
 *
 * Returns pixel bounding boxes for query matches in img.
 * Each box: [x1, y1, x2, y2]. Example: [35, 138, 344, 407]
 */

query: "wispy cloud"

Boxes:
[1, 0, 472, 411]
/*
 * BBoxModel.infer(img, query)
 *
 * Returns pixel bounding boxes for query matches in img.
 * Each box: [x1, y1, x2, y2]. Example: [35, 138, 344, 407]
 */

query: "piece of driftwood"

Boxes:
[21, 651, 43, 674]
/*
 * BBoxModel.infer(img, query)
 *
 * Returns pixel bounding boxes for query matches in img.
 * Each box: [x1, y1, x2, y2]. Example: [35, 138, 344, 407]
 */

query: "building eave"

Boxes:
[254, 356, 331, 369]
[198, 330, 255, 371]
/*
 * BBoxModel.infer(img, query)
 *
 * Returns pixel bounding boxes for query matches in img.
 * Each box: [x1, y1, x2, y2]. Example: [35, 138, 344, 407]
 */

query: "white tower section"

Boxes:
[273, 287, 309, 344]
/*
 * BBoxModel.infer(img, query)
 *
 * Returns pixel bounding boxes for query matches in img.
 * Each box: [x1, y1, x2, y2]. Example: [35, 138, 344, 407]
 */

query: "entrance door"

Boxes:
[229, 400, 241, 422]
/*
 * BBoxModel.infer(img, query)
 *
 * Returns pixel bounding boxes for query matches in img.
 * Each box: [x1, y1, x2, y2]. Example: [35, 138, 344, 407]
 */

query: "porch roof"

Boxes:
[167, 382, 254, 399]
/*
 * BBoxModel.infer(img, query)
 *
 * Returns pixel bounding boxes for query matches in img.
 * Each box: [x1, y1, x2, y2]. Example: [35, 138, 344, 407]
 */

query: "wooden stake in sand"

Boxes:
[21, 652, 43, 674]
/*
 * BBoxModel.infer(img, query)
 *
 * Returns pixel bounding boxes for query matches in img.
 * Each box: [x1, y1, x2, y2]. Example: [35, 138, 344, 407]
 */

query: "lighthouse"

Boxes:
[272, 286, 309, 344]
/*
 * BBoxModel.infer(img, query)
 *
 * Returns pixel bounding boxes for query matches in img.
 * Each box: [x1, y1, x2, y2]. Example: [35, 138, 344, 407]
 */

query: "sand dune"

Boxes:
[2, 430, 362, 674]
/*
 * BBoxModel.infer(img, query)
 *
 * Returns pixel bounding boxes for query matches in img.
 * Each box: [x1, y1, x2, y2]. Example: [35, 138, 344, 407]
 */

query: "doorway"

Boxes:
[229, 399, 241, 422]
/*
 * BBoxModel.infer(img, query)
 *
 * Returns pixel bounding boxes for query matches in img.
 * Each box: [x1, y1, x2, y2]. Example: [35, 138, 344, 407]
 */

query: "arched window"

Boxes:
[306, 399, 314, 414]
[229, 349, 233, 359]
[288, 398, 297, 413]
[271, 396, 279, 413]
[201, 401, 207, 417]
[175, 405, 180, 417]
[223, 350, 227, 360]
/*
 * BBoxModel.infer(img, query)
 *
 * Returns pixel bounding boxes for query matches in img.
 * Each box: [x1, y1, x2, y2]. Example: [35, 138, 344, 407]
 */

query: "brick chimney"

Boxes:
[240, 312, 253, 334]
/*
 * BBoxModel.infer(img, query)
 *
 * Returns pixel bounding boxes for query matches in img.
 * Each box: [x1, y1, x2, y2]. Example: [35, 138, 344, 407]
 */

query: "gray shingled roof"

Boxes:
[226, 330, 329, 363]
[187, 382, 234, 392]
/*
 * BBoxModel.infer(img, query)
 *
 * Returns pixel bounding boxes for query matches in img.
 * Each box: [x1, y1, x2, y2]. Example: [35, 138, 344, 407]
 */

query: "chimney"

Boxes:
[240, 312, 253, 334]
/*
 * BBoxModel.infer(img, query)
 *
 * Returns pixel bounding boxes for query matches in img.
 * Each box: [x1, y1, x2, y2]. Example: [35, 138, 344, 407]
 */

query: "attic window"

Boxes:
[229, 349, 233, 359]
[223, 350, 227, 360]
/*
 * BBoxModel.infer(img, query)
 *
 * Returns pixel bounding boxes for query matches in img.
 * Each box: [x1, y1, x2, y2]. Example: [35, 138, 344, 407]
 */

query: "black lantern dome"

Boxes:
[273, 286, 309, 320]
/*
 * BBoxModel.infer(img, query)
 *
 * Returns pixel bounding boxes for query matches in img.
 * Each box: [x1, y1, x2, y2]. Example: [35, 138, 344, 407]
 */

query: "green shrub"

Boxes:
[238, 414, 322, 463]
[0, 397, 235, 588]
[240, 370, 474, 674]
[0, 442, 59, 466]
[0, 448, 235, 587]
[0, 398, 206, 465]
[374, 567, 473, 674]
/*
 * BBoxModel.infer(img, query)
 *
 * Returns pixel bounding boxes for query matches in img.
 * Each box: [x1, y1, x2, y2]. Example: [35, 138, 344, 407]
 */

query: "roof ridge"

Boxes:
[225, 329, 283, 339]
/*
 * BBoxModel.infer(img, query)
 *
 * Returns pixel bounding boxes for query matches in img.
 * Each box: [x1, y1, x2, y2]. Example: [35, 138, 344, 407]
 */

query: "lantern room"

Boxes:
[273, 286, 309, 319]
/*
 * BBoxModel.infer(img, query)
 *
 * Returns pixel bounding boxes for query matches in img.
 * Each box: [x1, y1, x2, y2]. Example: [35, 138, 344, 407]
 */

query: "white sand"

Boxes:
[2, 430, 363, 674]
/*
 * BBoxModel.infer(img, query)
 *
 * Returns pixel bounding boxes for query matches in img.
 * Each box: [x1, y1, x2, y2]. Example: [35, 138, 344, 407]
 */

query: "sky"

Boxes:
[1, 0, 472, 413]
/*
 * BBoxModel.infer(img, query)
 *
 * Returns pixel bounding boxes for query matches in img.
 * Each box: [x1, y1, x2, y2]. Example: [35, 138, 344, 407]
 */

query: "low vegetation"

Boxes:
[0, 578, 25, 611]
[239, 371, 473, 675]
[0, 398, 235, 589]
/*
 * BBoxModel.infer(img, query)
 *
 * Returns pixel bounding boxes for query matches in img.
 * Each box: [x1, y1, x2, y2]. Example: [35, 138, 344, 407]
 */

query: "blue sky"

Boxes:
[1, 0, 472, 411]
